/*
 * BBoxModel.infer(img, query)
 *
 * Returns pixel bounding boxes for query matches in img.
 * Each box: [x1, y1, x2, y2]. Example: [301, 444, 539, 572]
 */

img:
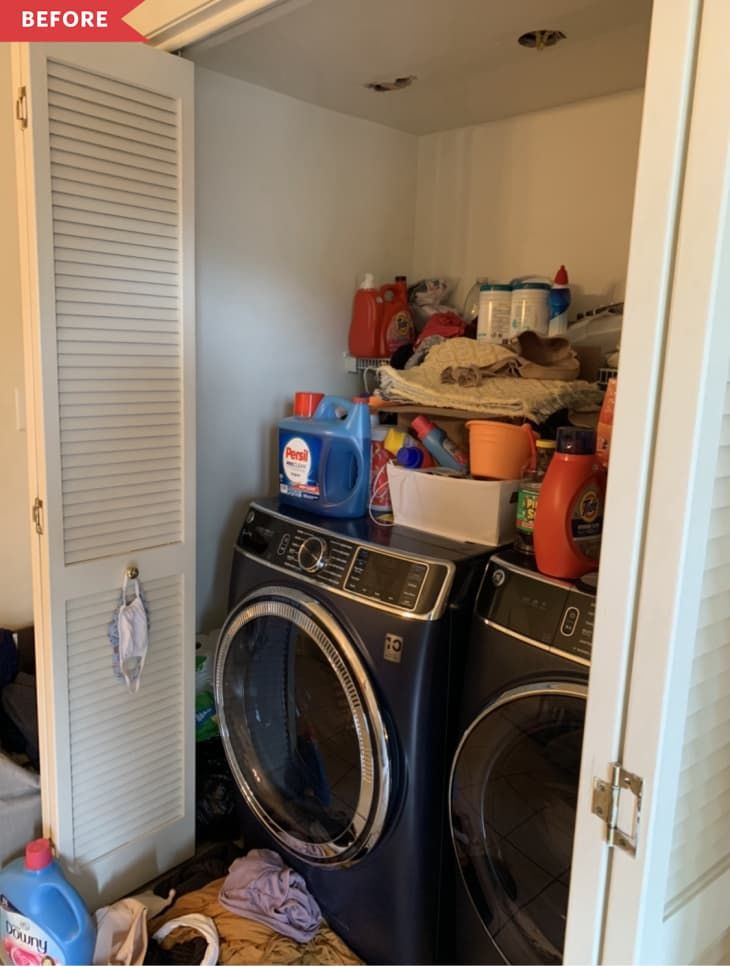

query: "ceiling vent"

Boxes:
[518, 30, 566, 50]
[364, 75, 417, 93]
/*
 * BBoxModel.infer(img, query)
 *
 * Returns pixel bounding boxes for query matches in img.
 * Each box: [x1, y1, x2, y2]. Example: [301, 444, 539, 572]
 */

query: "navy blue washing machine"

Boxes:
[214, 498, 494, 965]
[449, 551, 596, 965]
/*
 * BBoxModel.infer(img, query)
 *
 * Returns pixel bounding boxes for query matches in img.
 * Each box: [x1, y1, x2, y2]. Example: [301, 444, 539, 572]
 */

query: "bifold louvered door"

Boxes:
[12, 43, 195, 906]
[565, 2, 730, 963]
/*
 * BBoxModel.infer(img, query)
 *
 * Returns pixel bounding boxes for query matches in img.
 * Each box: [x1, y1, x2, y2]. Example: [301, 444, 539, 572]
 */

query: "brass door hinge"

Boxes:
[592, 762, 643, 856]
[16, 86, 28, 129]
[32, 497, 43, 535]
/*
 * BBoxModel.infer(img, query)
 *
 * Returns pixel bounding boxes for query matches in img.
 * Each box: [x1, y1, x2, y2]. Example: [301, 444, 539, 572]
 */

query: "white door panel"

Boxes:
[12, 42, 195, 906]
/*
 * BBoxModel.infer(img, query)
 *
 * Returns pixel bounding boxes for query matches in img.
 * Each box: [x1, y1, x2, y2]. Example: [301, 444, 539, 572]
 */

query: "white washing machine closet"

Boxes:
[449, 550, 596, 965]
[214, 498, 495, 965]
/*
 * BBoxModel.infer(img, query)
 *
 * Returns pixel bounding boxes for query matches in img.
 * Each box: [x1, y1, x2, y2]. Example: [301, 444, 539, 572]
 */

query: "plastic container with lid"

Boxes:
[514, 439, 556, 556]
[477, 284, 512, 344]
[411, 416, 468, 474]
[533, 428, 606, 578]
[348, 273, 383, 358]
[511, 281, 551, 336]
[0, 838, 96, 966]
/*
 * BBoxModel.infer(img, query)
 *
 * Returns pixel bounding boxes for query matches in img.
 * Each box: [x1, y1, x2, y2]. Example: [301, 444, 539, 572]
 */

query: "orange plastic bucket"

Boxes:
[466, 421, 537, 480]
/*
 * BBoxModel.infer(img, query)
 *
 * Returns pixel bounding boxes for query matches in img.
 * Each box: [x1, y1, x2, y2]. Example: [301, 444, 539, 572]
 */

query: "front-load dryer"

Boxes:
[449, 550, 596, 965]
[214, 498, 493, 965]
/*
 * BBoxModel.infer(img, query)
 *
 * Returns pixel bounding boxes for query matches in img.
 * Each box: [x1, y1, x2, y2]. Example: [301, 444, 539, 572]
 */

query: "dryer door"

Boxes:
[450, 682, 587, 965]
[215, 586, 391, 866]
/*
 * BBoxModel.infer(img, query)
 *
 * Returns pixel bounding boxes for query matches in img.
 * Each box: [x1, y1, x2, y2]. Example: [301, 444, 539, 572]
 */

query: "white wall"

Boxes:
[413, 90, 644, 316]
[195, 68, 417, 627]
[0, 46, 33, 628]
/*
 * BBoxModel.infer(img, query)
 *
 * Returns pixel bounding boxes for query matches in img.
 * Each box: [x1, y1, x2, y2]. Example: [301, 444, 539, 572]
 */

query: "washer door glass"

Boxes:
[215, 587, 390, 865]
[450, 684, 586, 965]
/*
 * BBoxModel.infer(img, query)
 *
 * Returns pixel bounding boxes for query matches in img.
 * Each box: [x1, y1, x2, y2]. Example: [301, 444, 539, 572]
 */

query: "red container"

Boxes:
[348, 274, 383, 357]
[293, 391, 325, 418]
[533, 428, 606, 579]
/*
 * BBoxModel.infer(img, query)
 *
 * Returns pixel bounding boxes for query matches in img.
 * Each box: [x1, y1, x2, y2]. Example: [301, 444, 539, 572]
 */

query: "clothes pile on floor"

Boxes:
[92, 846, 361, 965]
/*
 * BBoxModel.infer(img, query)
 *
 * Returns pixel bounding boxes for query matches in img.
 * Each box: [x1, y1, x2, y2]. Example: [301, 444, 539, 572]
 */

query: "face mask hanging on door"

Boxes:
[108, 573, 150, 693]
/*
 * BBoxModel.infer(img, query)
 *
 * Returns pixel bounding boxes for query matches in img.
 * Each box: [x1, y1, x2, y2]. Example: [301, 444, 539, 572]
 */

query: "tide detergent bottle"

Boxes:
[278, 396, 371, 518]
[0, 838, 96, 966]
[533, 427, 606, 579]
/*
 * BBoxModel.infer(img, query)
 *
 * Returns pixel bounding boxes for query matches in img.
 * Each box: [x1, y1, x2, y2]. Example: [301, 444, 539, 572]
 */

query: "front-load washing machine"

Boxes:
[449, 550, 596, 965]
[214, 498, 493, 965]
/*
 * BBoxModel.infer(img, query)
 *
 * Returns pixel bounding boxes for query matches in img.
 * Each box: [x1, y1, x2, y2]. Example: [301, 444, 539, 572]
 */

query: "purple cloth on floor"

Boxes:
[218, 849, 322, 943]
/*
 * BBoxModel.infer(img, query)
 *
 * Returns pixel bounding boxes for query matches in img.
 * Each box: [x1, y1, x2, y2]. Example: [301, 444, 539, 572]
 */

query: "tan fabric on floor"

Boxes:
[149, 877, 362, 965]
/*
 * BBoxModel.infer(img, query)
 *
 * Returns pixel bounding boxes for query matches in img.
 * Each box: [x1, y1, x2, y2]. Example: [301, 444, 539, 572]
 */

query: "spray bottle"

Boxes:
[548, 265, 571, 337]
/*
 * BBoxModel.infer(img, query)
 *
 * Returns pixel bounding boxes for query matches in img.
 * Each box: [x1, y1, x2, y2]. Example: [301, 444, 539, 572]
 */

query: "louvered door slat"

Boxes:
[667, 372, 730, 908]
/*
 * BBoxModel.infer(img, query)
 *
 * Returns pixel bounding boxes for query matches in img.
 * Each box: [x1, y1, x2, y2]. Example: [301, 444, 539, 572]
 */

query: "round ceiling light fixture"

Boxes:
[518, 29, 566, 50]
[364, 75, 417, 93]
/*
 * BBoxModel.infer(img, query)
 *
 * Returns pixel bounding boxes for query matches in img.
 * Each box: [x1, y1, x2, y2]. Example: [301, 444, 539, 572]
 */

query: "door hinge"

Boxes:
[32, 497, 43, 535]
[592, 762, 643, 856]
[15, 87, 28, 129]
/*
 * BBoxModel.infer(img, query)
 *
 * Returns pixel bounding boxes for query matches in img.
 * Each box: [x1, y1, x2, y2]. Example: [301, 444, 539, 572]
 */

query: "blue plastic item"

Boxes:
[548, 265, 571, 336]
[0, 839, 96, 966]
[278, 396, 371, 518]
[411, 416, 468, 474]
[396, 447, 428, 469]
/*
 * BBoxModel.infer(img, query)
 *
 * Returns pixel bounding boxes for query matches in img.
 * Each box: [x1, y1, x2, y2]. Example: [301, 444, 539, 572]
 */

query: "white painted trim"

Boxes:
[563, 1, 701, 960]
[600, 0, 730, 960]
[126, 0, 304, 51]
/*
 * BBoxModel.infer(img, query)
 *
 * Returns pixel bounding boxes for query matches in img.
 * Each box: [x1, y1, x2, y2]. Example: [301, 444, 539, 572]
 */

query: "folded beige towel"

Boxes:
[377, 338, 601, 423]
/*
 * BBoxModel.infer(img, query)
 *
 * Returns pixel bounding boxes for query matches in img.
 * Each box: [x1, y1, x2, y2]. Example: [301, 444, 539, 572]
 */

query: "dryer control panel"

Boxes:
[237, 505, 452, 617]
[478, 553, 595, 663]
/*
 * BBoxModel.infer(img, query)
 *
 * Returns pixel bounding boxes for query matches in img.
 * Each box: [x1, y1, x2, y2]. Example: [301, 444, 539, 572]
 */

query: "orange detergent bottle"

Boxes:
[533, 428, 606, 579]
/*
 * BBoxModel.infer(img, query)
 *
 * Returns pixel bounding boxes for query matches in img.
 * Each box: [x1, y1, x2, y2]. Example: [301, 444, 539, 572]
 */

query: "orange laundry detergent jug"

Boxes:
[348, 273, 383, 358]
[533, 428, 606, 579]
[348, 274, 414, 358]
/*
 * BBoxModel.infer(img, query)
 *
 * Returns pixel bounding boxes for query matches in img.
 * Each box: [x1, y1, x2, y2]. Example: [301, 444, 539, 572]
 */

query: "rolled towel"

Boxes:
[218, 849, 322, 944]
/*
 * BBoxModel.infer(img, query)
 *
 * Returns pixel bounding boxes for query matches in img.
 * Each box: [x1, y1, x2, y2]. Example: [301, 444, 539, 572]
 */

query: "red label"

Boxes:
[0, 2, 146, 41]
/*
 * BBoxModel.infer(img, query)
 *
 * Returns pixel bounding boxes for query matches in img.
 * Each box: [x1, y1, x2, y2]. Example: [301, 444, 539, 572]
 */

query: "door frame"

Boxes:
[126, 0, 302, 50]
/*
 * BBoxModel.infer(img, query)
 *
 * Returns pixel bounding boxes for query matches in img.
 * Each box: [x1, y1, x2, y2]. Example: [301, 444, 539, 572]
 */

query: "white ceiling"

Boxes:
[185, 0, 652, 134]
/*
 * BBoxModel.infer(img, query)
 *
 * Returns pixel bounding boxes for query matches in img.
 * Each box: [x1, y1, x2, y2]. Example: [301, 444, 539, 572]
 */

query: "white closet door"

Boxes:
[566, 1, 730, 962]
[12, 42, 195, 906]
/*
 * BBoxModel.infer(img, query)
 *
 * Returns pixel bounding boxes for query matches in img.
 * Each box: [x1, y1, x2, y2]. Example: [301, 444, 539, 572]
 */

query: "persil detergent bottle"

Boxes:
[0, 838, 96, 966]
[278, 396, 371, 518]
[533, 428, 606, 579]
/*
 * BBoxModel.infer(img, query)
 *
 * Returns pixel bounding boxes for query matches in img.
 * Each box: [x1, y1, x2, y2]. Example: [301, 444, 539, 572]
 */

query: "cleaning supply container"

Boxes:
[510, 281, 550, 336]
[466, 421, 537, 480]
[382, 276, 414, 355]
[348, 273, 383, 358]
[514, 439, 556, 556]
[0, 838, 96, 966]
[279, 396, 371, 518]
[411, 416, 468, 474]
[477, 284, 512, 344]
[548, 265, 571, 337]
[533, 427, 606, 578]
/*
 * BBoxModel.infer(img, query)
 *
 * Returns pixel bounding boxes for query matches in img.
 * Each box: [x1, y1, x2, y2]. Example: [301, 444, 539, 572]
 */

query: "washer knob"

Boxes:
[298, 536, 328, 573]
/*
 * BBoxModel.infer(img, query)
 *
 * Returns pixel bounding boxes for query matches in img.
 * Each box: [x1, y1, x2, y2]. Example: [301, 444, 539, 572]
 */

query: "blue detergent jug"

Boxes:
[0, 839, 96, 966]
[278, 396, 371, 518]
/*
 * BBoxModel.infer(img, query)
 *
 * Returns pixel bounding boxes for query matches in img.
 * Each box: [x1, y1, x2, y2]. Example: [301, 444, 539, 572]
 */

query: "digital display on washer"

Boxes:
[487, 569, 570, 644]
[345, 549, 426, 607]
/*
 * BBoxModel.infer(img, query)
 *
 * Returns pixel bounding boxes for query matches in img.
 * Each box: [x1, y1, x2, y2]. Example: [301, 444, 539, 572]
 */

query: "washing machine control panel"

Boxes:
[238, 507, 439, 614]
[480, 555, 595, 663]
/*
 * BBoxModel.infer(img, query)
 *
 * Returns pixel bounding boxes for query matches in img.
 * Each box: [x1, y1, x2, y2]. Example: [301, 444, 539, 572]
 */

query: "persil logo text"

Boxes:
[282, 437, 313, 487]
[0, 2, 145, 41]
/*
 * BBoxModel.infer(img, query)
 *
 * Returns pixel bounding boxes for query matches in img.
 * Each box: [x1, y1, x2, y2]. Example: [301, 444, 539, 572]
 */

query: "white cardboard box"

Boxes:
[387, 463, 520, 546]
